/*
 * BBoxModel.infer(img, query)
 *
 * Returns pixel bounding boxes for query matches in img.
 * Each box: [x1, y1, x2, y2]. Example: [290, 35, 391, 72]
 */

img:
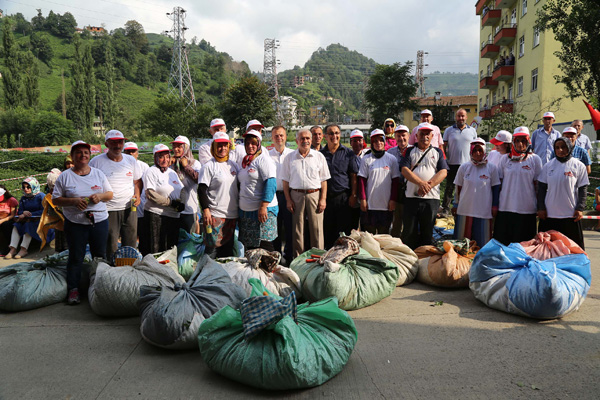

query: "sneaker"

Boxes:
[67, 289, 81, 305]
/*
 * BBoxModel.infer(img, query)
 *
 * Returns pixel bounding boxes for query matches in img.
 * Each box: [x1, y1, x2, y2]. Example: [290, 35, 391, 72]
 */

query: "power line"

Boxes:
[166, 6, 195, 110]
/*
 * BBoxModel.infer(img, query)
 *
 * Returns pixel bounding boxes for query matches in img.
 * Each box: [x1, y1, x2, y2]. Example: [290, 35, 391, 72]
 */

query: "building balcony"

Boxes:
[475, 0, 489, 15]
[480, 75, 498, 89]
[479, 108, 493, 119]
[495, 0, 517, 9]
[492, 65, 515, 81]
[491, 101, 514, 116]
[482, 9, 501, 27]
[494, 25, 517, 46]
[481, 41, 500, 58]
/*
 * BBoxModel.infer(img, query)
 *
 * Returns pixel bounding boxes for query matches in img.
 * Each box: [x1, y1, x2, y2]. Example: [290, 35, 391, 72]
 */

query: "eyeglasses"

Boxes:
[385, 124, 394, 128]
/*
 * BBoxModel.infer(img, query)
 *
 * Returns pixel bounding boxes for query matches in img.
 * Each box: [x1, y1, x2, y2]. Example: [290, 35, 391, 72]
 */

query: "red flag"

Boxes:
[583, 100, 600, 130]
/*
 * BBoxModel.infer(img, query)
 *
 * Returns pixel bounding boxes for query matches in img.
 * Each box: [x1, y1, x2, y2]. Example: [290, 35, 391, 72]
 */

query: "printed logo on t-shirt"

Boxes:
[126, 171, 133, 177]
[383, 166, 390, 170]
[231, 171, 237, 176]
[172, 180, 179, 185]
[91, 185, 101, 190]
[248, 168, 256, 173]
[479, 175, 489, 180]
[522, 165, 531, 170]
[564, 171, 574, 177]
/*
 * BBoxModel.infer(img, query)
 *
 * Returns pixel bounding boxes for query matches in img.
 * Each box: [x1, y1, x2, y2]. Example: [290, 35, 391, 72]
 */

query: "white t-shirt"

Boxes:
[486, 150, 507, 167]
[197, 140, 213, 165]
[238, 154, 278, 212]
[89, 153, 142, 211]
[175, 159, 202, 215]
[538, 158, 589, 218]
[400, 146, 449, 200]
[497, 154, 543, 214]
[52, 168, 113, 225]
[143, 166, 184, 218]
[358, 153, 400, 211]
[454, 162, 500, 219]
[198, 159, 239, 219]
[136, 160, 150, 218]
[269, 147, 295, 191]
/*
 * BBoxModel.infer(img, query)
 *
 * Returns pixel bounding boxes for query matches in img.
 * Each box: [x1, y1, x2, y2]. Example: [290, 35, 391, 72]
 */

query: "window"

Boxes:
[531, 68, 538, 91]
[522, 0, 527, 16]
[487, 65, 491, 76]
[479, 98, 482, 110]
[508, 85, 513, 101]
[492, 92, 497, 105]
[464, 108, 471, 113]
[533, 27, 540, 47]
[511, 9, 517, 26]
[480, 70, 484, 79]
[519, 36, 525, 57]
[517, 77, 524, 96]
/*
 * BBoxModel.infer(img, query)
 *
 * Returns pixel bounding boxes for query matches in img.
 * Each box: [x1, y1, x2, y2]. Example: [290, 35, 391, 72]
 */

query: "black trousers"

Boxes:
[539, 217, 585, 250]
[324, 191, 352, 249]
[142, 212, 179, 255]
[273, 191, 293, 260]
[402, 197, 439, 250]
[442, 164, 460, 211]
[493, 211, 537, 246]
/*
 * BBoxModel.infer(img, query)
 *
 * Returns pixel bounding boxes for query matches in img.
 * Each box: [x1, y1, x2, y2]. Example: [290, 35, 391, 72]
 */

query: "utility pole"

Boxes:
[165, 7, 196, 110]
[415, 50, 428, 98]
[264, 38, 284, 125]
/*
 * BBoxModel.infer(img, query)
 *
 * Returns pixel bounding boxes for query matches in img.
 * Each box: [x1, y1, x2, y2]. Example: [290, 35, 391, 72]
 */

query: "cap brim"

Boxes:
[490, 138, 503, 145]
[214, 138, 230, 143]
[107, 137, 127, 141]
[170, 140, 187, 144]
[211, 124, 225, 128]
[124, 147, 138, 151]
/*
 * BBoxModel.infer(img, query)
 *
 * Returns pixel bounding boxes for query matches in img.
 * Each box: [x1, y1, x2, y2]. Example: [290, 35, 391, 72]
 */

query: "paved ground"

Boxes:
[1, 233, 600, 399]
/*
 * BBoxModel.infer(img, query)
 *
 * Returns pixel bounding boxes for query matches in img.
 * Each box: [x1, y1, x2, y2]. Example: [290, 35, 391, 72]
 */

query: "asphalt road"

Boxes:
[1, 232, 599, 399]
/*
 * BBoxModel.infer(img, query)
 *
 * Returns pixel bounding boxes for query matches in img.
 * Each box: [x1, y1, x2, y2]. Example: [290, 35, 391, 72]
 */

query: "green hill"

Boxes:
[423, 72, 478, 96]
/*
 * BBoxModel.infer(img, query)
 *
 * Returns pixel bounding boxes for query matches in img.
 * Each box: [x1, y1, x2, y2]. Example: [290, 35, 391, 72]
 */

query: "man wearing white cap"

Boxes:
[531, 111, 561, 165]
[561, 127, 591, 174]
[198, 118, 228, 165]
[387, 124, 411, 237]
[441, 109, 477, 215]
[399, 122, 449, 249]
[171, 135, 202, 232]
[349, 129, 366, 230]
[571, 119, 592, 156]
[89, 130, 142, 260]
[408, 109, 444, 149]
[124, 142, 150, 252]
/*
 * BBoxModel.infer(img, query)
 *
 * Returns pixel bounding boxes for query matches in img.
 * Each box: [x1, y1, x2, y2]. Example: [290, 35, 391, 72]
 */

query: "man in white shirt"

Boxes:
[269, 125, 295, 263]
[124, 141, 150, 253]
[531, 111, 561, 165]
[198, 118, 227, 164]
[89, 130, 142, 261]
[571, 119, 592, 156]
[282, 128, 331, 257]
[408, 109, 444, 149]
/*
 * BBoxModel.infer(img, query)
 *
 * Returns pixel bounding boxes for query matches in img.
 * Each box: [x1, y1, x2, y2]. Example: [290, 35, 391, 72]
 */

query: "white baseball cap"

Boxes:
[543, 112, 555, 119]
[490, 130, 512, 145]
[213, 131, 231, 143]
[153, 143, 170, 155]
[123, 142, 138, 151]
[350, 129, 364, 139]
[370, 129, 385, 138]
[513, 126, 530, 137]
[171, 135, 190, 146]
[562, 127, 578, 135]
[246, 119, 264, 131]
[421, 109, 432, 115]
[470, 137, 487, 149]
[71, 140, 91, 150]
[105, 129, 127, 141]
[417, 122, 435, 131]
[210, 118, 226, 128]
[394, 124, 409, 133]
[245, 129, 262, 142]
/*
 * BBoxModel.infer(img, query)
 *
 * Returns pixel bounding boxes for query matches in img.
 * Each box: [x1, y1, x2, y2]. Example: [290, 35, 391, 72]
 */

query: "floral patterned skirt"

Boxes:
[238, 210, 278, 248]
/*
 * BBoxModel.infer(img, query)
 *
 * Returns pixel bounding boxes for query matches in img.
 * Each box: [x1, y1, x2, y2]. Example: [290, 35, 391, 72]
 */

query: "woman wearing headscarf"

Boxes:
[141, 144, 185, 255]
[493, 126, 543, 245]
[537, 137, 589, 249]
[170, 136, 202, 233]
[5, 177, 51, 259]
[198, 131, 239, 258]
[52, 140, 113, 305]
[237, 129, 278, 251]
[0, 185, 18, 257]
[452, 138, 501, 247]
[358, 129, 400, 234]
[39, 169, 66, 252]
[383, 118, 397, 150]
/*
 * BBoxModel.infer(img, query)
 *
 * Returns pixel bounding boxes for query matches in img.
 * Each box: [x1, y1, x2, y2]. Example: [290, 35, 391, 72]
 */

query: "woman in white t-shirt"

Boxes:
[141, 144, 184, 254]
[237, 129, 278, 250]
[358, 129, 400, 234]
[52, 141, 114, 305]
[198, 132, 239, 258]
[170, 135, 202, 233]
[493, 127, 543, 245]
[537, 137, 589, 249]
[487, 130, 512, 167]
[452, 138, 501, 247]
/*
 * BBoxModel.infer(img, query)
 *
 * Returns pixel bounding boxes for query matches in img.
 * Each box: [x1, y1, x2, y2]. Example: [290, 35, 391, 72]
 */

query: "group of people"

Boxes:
[1, 109, 594, 305]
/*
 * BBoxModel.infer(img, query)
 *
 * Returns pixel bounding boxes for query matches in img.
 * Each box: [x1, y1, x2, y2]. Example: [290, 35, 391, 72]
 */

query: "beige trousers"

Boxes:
[290, 190, 323, 258]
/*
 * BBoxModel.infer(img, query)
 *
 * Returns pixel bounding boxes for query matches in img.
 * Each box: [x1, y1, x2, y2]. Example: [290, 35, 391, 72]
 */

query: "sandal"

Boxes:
[14, 248, 28, 259]
[4, 248, 17, 259]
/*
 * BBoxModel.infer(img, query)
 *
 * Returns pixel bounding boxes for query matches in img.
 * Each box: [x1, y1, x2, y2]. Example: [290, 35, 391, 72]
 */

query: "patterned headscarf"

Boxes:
[554, 137, 573, 163]
[210, 140, 231, 163]
[470, 140, 488, 166]
[22, 177, 41, 197]
[172, 142, 195, 180]
[242, 135, 262, 169]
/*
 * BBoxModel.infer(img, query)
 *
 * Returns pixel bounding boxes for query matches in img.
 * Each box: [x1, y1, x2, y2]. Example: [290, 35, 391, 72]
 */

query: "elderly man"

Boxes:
[123, 141, 150, 252]
[269, 125, 295, 263]
[441, 109, 478, 214]
[89, 130, 142, 261]
[387, 124, 411, 237]
[531, 111, 561, 165]
[400, 122, 449, 249]
[311, 125, 324, 151]
[561, 127, 591, 174]
[321, 124, 359, 248]
[408, 109, 444, 149]
[282, 128, 330, 257]
[572, 119, 592, 156]
[349, 129, 366, 230]
[198, 118, 227, 164]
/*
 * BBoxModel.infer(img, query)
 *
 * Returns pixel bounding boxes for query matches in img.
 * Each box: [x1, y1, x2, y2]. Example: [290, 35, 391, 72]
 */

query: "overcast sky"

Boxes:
[4, 0, 480, 74]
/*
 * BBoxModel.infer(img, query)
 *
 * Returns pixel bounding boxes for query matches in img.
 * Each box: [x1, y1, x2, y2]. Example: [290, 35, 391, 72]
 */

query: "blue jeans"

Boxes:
[64, 218, 109, 291]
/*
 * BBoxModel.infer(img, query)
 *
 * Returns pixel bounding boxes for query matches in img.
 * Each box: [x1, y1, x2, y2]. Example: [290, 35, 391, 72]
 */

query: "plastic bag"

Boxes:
[520, 230, 586, 260]
[470, 239, 591, 319]
[349, 230, 418, 286]
[290, 247, 399, 310]
[88, 254, 185, 317]
[414, 240, 477, 288]
[138, 255, 246, 349]
[177, 229, 205, 280]
[197, 278, 357, 390]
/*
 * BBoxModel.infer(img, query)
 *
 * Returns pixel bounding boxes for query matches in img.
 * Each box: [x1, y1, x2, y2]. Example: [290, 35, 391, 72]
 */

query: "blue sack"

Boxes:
[177, 229, 205, 280]
[469, 239, 591, 319]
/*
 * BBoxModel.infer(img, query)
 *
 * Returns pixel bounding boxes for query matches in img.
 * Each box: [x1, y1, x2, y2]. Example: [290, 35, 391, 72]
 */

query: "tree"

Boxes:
[141, 96, 214, 139]
[364, 62, 418, 129]
[44, 11, 60, 36]
[58, 12, 77, 38]
[124, 20, 149, 53]
[536, 0, 600, 107]
[70, 35, 96, 134]
[13, 13, 32, 35]
[0, 108, 33, 148]
[2, 18, 22, 109]
[481, 108, 527, 141]
[28, 111, 76, 146]
[30, 32, 53, 64]
[219, 76, 275, 132]
[135, 56, 149, 87]
[430, 100, 456, 131]
[22, 52, 40, 109]
[103, 43, 118, 129]
[31, 9, 45, 31]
